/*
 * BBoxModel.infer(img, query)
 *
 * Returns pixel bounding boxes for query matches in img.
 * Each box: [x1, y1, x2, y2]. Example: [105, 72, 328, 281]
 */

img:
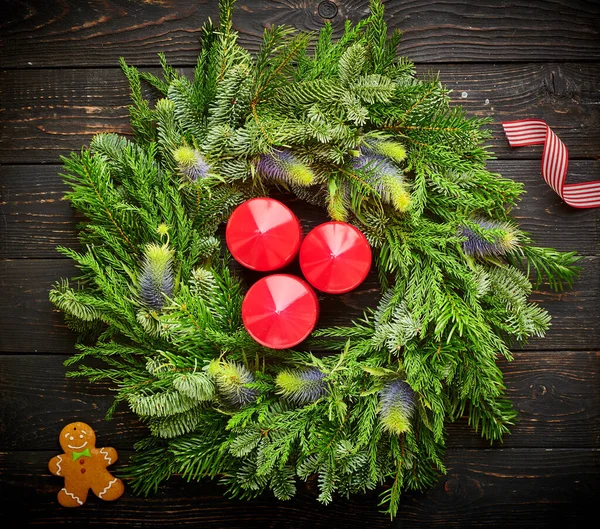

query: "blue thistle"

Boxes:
[256, 149, 314, 186]
[363, 138, 407, 163]
[173, 145, 211, 181]
[139, 243, 174, 311]
[208, 360, 258, 408]
[276, 368, 328, 405]
[353, 153, 411, 212]
[327, 183, 350, 221]
[378, 379, 415, 435]
[461, 219, 519, 258]
[353, 153, 399, 187]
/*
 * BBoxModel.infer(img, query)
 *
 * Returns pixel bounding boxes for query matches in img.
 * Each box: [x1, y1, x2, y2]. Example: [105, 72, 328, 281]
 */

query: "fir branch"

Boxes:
[49, 0, 581, 518]
[66, 152, 139, 256]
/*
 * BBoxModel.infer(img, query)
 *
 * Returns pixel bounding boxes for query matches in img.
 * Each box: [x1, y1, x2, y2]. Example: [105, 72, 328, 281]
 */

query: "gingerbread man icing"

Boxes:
[48, 421, 124, 507]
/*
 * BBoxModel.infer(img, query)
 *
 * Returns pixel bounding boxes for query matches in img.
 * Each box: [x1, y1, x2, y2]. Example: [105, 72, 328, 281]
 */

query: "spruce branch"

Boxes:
[49, 0, 581, 518]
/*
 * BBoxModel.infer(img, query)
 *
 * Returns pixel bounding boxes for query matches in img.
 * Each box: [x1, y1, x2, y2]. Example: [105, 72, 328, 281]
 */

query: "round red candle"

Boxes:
[226, 198, 302, 272]
[242, 274, 319, 349]
[299, 222, 372, 294]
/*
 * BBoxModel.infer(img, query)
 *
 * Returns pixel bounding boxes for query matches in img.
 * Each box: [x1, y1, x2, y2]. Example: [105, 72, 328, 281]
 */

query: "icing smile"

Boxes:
[67, 441, 88, 450]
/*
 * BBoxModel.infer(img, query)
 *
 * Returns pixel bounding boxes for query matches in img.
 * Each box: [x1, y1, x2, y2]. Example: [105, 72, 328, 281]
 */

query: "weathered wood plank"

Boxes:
[1, 63, 599, 164]
[0, 166, 80, 259]
[0, 68, 132, 165]
[0, 259, 77, 353]
[0, 355, 140, 451]
[0, 352, 597, 451]
[525, 256, 599, 351]
[0, 255, 597, 353]
[501, 161, 600, 258]
[2, 161, 598, 259]
[2, 0, 599, 68]
[0, 448, 596, 527]
[447, 351, 600, 448]
[417, 62, 600, 160]
[1, 0, 597, 525]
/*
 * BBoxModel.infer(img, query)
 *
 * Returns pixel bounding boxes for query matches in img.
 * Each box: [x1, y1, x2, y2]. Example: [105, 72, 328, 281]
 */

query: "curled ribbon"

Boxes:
[502, 119, 600, 209]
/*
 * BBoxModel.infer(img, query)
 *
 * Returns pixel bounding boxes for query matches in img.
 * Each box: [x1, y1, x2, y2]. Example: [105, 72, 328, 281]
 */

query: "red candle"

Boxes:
[242, 274, 319, 349]
[226, 198, 302, 272]
[299, 222, 372, 294]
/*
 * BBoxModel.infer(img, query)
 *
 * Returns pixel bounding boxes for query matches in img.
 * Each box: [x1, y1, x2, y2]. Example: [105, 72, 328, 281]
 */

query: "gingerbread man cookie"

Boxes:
[48, 422, 124, 507]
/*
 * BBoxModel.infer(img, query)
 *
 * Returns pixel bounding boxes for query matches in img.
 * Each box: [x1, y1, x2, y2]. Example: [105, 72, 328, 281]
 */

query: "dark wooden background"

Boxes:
[1, 1, 599, 527]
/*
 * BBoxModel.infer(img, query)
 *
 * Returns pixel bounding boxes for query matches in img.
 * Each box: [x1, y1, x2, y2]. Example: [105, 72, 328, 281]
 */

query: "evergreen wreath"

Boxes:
[50, 0, 579, 517]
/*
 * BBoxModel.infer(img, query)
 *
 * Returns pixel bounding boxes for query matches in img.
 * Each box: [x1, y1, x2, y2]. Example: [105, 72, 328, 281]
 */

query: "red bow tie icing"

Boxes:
[502, 119, 600, 208]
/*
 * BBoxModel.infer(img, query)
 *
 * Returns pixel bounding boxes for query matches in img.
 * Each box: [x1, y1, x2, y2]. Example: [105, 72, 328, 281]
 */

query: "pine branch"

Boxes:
[49, 0, 582, 518]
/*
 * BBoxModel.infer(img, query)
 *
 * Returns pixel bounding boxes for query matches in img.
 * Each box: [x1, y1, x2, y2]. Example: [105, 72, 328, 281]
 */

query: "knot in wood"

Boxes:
[318, 1, 338, 19]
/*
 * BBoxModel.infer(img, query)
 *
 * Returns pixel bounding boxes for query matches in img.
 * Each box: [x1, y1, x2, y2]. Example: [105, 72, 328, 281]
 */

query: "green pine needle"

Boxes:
[49, 0, 581, 519]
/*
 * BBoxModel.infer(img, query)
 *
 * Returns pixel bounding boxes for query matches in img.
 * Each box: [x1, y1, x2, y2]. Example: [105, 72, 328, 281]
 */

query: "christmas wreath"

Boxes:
[50, 0, 579, 517]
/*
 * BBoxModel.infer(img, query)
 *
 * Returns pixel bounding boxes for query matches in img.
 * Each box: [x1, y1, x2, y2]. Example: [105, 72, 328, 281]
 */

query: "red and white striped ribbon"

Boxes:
[502, 119, 600, 209]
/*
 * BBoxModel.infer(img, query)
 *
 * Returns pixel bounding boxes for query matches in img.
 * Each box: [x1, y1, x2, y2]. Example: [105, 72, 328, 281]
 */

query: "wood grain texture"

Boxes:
[0, 259, 77, 353]
[0, 448, 597, 528]
[1, 0, 599, 68]
[2, 161, 599, 259]
[1, 63, 599, 164]
[447, 351, 600, 449]
[1, 352, 598, 451]
[1, 255, 597, 353]
[0, 166, 80, 259]
[2, 0, 599, 525]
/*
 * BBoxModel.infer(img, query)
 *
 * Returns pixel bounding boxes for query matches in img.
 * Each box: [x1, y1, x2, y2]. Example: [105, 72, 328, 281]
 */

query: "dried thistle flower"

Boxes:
[139, 243, 174, 311]
[257, 149, 314, 186]
[378, 379, 415, 435]
[365, 139, 407, 163]
[208, 360, 258, 408]
[353, 153, 411, 212]
[174, 145, 211, 181]
[461, 219, 519, 258]
[276, 368, 328, 404]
